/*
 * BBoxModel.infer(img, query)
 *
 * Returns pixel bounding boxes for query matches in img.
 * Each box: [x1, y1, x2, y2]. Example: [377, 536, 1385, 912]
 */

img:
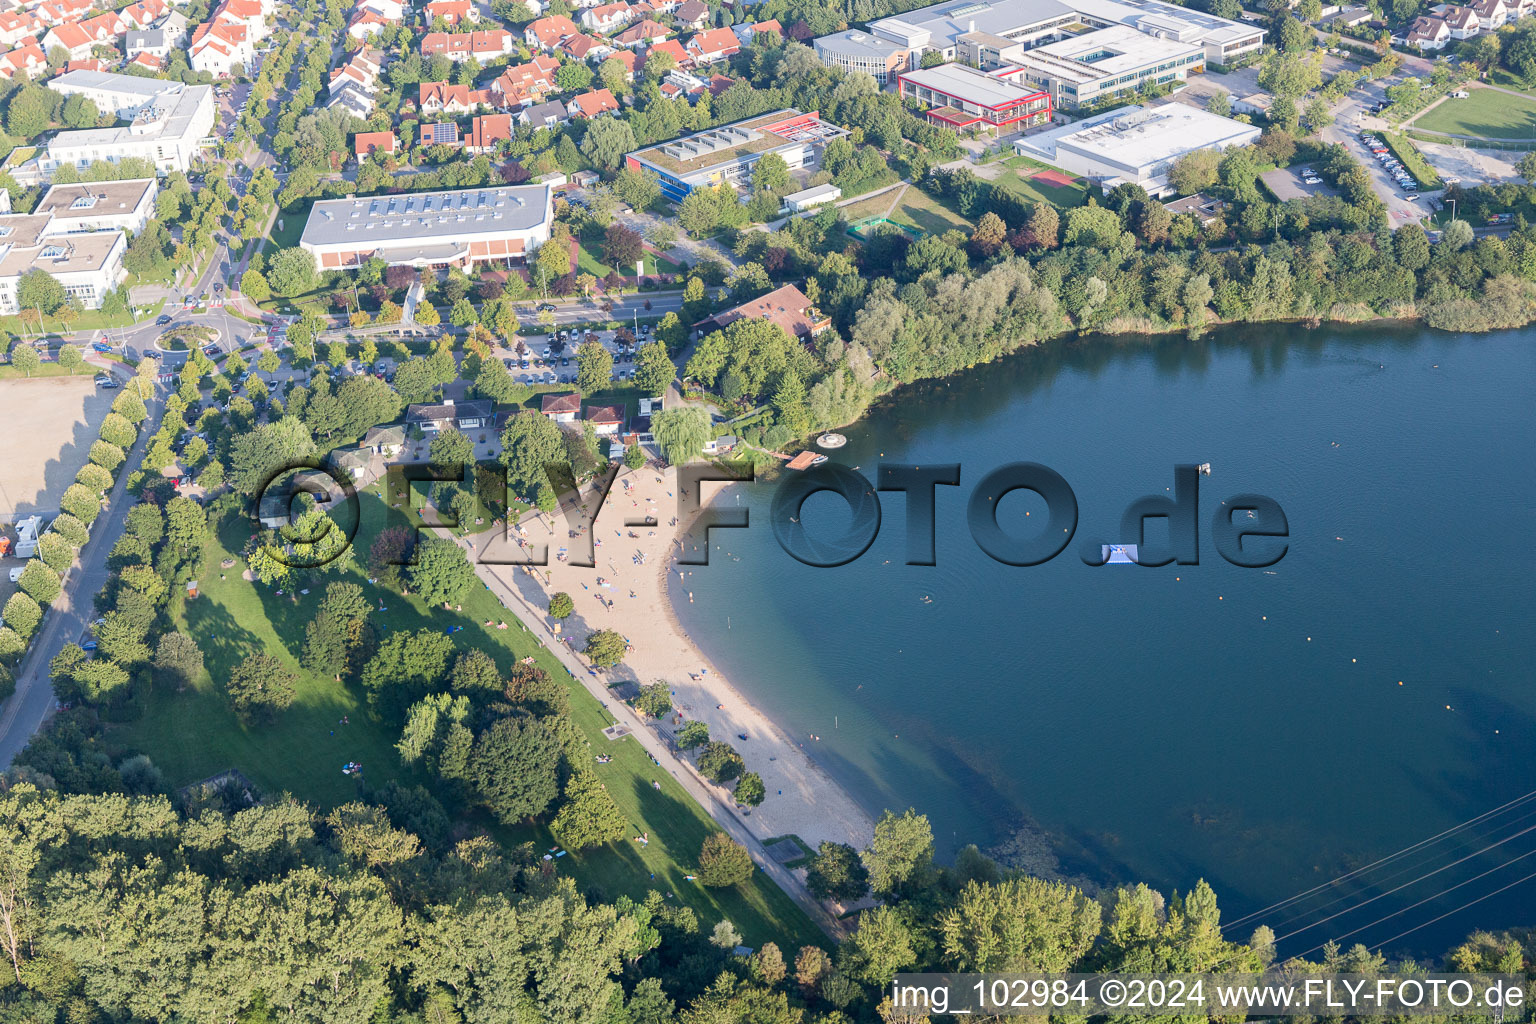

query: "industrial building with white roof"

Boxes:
[813, 0, 1262, 85]
[1012, 102, 1260, 194]
[298, 184, 555, 271]
[624, 109, 850, 203]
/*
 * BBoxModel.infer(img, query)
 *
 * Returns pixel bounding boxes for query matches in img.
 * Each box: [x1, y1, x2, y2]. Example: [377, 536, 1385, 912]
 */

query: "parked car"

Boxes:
[94, 375, 114, 387]
[156, 314, 173, 325]
[1405, 193, 1420, 201]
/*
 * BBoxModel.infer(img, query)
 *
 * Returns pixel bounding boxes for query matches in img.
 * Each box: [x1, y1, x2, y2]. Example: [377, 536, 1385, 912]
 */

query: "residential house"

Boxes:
[664, 67, 706, 96]
[421, 28, 515, 60]
[126, 50, 162, 69]
[673, 0, 708, 28]
[580, 0, 634, 32]
[1161, 192, 1225, 226]
[362, 425, 405, 457]
[358, 0, 406, 19]
[692, 283, 830, 341]
[645, 37, 686, 66]
[683, 26, 738, 64]
[613, 17, 665, 45]
[560, 31, 613, 59]
[524, 13, 577, 48]
[406, 400, 493, 432]
[354, 129, 396, 159]
[328, 80, 374, 116]
[0, 44, 47, 79]
[1471, 0, 1508, 26]
[421, 120, 462, 146]
[541, 392, 580, 422]
[330, 53, 381, 95]
[41, 15, 122, 62]
[419, 80, 494, 114]
[188, 20, 253, 75]
[0, 9, 42, 46]
[1441, 4, 1479, 36]
[606, 47, 638, 77]
[425, 0, 478, 24]
[63, 57, 102, 71]
[707, 72, 732, 94]
[1407, 13, 1450, 46]
[118, 0, 169, 31]
[125, 10, 188, 57]
[732, 17, 778, 41]
[347, 9, 391, 39]
[517, 98, 567, 127]
[34, 0, 93, 28]
[491, 53, 559, 106]
[585, 404, 624, 435]
[567, 87, 618, 116]
[466, 112, 512, 152]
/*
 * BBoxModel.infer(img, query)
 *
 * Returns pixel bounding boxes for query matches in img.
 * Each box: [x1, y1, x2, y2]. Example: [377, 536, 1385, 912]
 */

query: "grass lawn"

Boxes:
[0, 298, 165, 338]
[576, 241, 685, 280]
[110, 491, 823, 951]
[1415, 89, 1536, 140]
[991, 160, 1090, 208]
[0, 362, 96, 380]
[839, 185, 973, 236]
[268, 198, 315, 251]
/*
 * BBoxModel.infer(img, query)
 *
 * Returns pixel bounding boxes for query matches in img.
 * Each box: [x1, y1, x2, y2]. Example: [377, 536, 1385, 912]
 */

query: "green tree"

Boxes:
[634, 681, 671, 717]
[266, 248, 319, 296]
[1, 592, 40, 640]
[734, 770, 765, 807]
[241, 269, 271, 301]
[153, 631, 204, 688]
[36, 533, 74, 573]
[939, 877, 1102, 972]
[7, 344, 38, 377]
[862, 808, 934, 897]
[56, 345, 83, 375]
[649, 406, 710, 465]
[499, 409, 565, 506]
[17, 270, 65, 315]
[677, 720, 709, 749]
[226, 652, 298, 722]
[474, 355, 521, 403]
[632, 341, 674, 396]
[17, 560, 59, 606]
[551, 769, 628, 849]
[584, 628, 627, 667]
[468, 716, 563, 823]
[696, 740, 744, 783]
[696, 833, 753, 887]
[580, 116, 637, 170]
[751, 151, 791, 194]
[840, 905, 916, 984]
[548, 591, 574, 619]
[61, 93, 98, 127]
[624, 443, 645, 469]
[575, 339, 613, 395]
[807, 841, 869, 901]
[409, 536, 476, 606]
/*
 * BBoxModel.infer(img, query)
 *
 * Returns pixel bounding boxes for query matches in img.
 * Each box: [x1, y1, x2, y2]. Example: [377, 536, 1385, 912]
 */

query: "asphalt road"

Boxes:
[0, 387, 163, 767]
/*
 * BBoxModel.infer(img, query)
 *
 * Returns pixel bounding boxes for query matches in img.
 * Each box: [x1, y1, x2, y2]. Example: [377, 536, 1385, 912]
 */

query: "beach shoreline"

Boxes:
[472, 463, 876, 858]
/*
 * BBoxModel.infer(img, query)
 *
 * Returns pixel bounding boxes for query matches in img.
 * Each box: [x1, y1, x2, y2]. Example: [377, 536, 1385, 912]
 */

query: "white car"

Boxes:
[1303, 177, 1322, 185]
[8, 567, 22, 584]
[1404, 194, 1420, 201]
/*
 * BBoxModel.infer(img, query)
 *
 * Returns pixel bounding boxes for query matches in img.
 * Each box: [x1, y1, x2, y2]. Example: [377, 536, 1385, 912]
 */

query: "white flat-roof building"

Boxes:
[1000, 24, 1205, 109]
[1013, 102, 1260, 194]
[46, 68, 179, 118]
[299, 184, 554, 270]
[625, 109, 850, 202]
[783, 182, 841, 211]
[33, 178, 158, 234]
[43, 83, 214, 175]
[813, 0, 1262, 84]
[0, 210, 128, 313]
[896, 61, 1052, 131]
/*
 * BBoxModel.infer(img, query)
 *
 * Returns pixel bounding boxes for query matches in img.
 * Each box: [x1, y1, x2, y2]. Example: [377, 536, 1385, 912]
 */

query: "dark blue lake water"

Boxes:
[673, 323, 1536, 957]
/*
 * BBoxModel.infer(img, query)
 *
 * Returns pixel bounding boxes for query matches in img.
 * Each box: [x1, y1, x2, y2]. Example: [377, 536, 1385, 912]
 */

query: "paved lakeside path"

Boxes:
[465, 464, 876, 938]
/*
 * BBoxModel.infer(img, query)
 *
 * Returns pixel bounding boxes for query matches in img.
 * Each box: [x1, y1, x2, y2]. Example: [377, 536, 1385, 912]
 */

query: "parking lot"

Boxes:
[501, 325, 655, 388]
[1261, 166, 1338, 201]
[1358, 130, 1430, 198]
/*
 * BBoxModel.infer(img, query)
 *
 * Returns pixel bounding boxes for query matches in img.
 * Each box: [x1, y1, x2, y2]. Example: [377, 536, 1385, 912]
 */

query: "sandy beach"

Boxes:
[469, 464, 876, 856]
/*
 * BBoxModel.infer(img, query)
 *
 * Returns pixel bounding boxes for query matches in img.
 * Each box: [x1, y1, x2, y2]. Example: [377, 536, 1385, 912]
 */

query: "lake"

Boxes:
[672, 322, 1536, 957]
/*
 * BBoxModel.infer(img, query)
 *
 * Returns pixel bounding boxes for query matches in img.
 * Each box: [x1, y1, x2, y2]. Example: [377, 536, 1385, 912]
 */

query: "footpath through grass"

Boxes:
[111, 488, 823, 951]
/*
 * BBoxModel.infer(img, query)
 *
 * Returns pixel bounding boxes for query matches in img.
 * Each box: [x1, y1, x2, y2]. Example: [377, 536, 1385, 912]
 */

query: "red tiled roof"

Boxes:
[525, 14, 576, 47]
[686, 26, 739, 59]
[570, 87, 618, 116]
[542, 393, 581, 415]
[354, 129, 396, 156]
[467, 112, 511, 150]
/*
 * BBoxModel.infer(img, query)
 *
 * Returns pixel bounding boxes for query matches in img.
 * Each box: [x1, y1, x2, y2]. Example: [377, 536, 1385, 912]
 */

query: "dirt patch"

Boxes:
[0, 376, 116, 522]
[1031, 169, 1080, 188]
